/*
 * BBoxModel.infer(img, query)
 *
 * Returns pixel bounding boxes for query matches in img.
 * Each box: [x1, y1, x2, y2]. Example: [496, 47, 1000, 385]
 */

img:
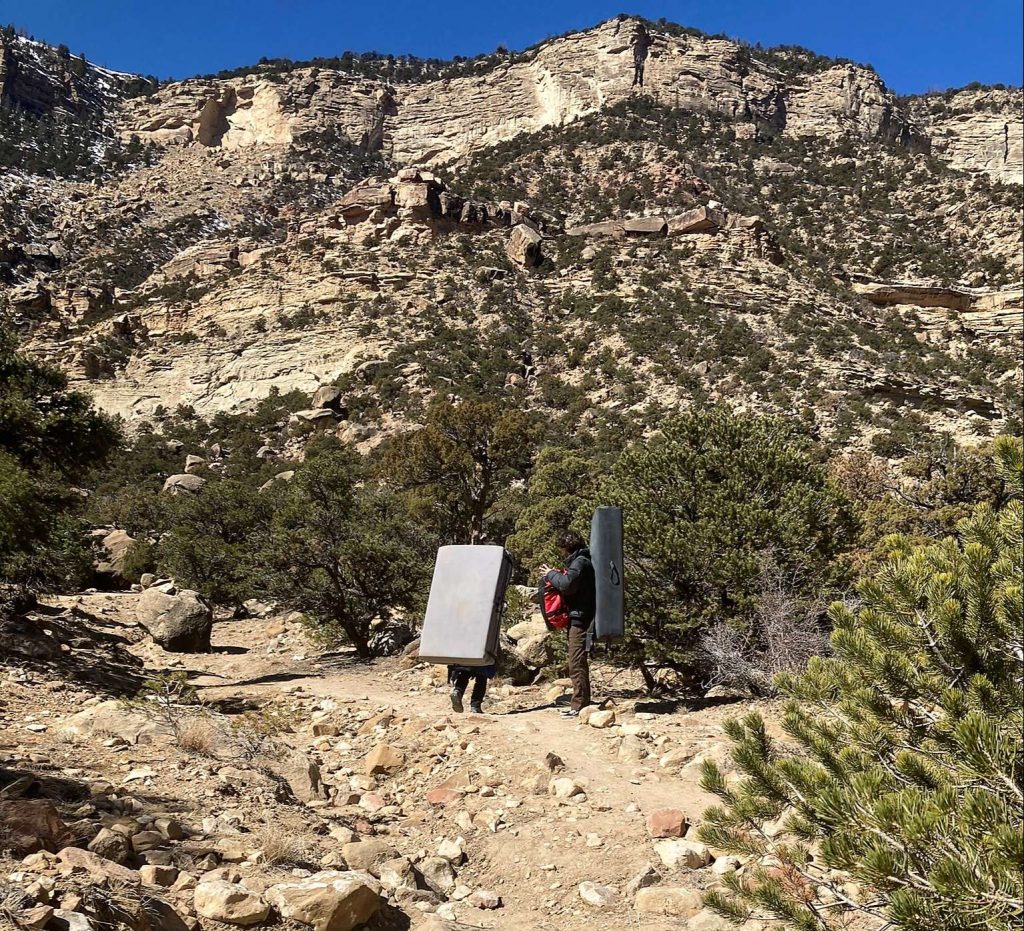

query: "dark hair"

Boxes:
[557, 530, 585, 552]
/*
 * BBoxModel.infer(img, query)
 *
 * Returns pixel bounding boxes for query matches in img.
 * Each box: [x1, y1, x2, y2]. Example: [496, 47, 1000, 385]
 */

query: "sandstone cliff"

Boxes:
[122, 18, 923, 169]
[909, 86, 1024, 185]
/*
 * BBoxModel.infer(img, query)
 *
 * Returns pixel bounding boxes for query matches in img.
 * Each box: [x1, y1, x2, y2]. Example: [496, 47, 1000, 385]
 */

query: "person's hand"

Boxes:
[539, 564, 552, 576]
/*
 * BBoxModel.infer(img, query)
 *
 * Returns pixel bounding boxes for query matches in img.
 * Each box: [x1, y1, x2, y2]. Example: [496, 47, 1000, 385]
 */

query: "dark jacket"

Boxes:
[545, 546, 596, 628]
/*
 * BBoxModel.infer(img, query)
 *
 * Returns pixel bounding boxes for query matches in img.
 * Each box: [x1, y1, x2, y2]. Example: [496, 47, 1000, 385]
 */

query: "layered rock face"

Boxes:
[121, 71, 393, 151]
[911, 87, 1024, 185]
[391, 24, 924, 162]
[120, 18, 919, 168]
[851, 279, 1023, 337]
[3, 17, 1021, 449]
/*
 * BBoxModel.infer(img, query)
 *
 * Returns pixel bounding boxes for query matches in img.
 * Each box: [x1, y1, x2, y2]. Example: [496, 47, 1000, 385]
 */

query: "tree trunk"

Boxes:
[638, 661, 658, 694]
[336, 613, 373, 659]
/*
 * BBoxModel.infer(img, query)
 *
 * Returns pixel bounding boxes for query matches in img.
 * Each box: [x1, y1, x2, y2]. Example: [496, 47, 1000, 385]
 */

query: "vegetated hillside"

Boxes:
[0, 26, 156, 178]
[0, 13, 1021, 456]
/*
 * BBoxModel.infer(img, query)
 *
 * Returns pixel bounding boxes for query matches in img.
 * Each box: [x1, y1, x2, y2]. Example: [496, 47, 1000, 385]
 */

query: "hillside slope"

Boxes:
[0, 15, 1021, 457]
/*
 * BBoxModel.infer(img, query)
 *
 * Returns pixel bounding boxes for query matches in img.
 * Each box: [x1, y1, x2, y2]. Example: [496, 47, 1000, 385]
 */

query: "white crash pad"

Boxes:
[418, 545, 511, 666]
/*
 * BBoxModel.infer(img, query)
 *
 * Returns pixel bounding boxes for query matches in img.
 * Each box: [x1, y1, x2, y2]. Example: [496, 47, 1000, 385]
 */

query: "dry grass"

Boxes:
[175, 715, 220, 757]
[254, 824, 314, 867]
[0, 881, 29, 927]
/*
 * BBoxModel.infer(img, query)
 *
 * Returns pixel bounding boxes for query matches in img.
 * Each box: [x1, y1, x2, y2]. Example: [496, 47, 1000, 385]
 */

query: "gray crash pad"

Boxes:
[418, 545, 512, 666]
[590, 506, 624, 640]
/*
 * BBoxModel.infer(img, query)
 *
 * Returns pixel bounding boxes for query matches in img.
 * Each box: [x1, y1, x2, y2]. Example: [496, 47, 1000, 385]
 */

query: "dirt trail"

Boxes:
[186, 613, 751, 929]
[8, 594, 767, 931]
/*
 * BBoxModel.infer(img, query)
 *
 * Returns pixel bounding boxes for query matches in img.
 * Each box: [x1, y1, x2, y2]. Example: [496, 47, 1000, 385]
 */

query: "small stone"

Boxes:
[688, 907, 736, 930]
[14, 905, 53, 930]
[634, 886, 703, 917]
[654, 839, 713, 870]
[624, 864, 661, 895]
[647, 809, 687, 838]
[578, 881, 616, 907]
[548, 777, 583, 799]
[265, 870, 381, 931]
[658, 747, 697, 769]
[154, 817, 185, 840]
[418, 856, 456, 896]
[436, 837, 466, 864]
[140, 864, 178, 886]
[543, 752, 565, 772]
[363, 743, 406, 776]
[340, 839, 396, 873]
[425, 788, 463, 807]
[131, 830, 165, 852]
[467, 889, 502, 909]
[50, 911, 93, 931]
[378, 857, 417, 892]
[711, 856, 741, 876]
[87, 828, 132, 864]
[588, 710, 616, 728]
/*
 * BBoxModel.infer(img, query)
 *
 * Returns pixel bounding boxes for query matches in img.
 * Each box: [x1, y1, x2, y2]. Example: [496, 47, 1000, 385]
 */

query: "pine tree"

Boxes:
[697, 436, 1023, 931]
[380, 398, 538, 545]
[506, 446, 601, 570]
[0, 327, 120, 590]
[599, 407, 855, 685]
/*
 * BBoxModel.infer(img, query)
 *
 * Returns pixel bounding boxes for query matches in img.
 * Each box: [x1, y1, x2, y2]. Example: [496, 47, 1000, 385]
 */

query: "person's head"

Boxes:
[556, 530, 585, 558]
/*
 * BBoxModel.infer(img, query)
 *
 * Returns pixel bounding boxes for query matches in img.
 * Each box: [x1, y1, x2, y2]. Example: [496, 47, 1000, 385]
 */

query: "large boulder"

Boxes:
[623, 216, 668, 236]
[95, 529, 136, 583]
[498, 633, 535, 685]
[506, 224, 543, 267]
[367, 618, 414, 656]
[505, 617, 546, 642]
[0, 801, 69, 854]
[312, 385, 346, 412]
[136, 587, 213, 652]
[193, 880, 268, 926]
[667, 205, 727, 235]
[266, 871, 380, 931]
[161, 474, 205, 495]
[514, 632, 552, 667]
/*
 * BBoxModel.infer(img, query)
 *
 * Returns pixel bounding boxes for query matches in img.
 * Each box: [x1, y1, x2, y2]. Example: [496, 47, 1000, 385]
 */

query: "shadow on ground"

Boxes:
[1, 603, 147, 697]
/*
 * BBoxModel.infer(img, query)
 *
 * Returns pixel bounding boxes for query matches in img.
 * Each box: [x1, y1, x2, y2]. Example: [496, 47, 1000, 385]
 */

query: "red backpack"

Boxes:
[540, 570, 570, 630]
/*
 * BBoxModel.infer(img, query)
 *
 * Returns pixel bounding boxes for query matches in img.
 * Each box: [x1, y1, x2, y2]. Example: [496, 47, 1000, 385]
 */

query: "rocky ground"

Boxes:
[0, 591, 799, 931]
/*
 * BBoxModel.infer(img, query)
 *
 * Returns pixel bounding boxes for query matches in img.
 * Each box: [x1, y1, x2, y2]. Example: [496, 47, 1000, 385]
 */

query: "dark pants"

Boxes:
[449, 668, 487, 705]
[568, 625, 592, 711]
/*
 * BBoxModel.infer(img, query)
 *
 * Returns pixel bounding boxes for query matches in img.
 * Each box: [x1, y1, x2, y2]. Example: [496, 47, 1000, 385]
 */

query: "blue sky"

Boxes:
[4, 1, 1021, 93]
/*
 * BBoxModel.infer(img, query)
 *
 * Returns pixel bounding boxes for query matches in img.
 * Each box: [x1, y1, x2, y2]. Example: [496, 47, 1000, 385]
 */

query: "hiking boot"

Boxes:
[560, 709, 580, 718]
[470, 702, 483, 714]
[450, 689, 464, 713]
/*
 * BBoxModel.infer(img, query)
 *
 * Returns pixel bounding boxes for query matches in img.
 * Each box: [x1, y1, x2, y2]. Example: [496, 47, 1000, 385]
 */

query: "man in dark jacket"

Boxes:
[540, 531, 596, 717]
